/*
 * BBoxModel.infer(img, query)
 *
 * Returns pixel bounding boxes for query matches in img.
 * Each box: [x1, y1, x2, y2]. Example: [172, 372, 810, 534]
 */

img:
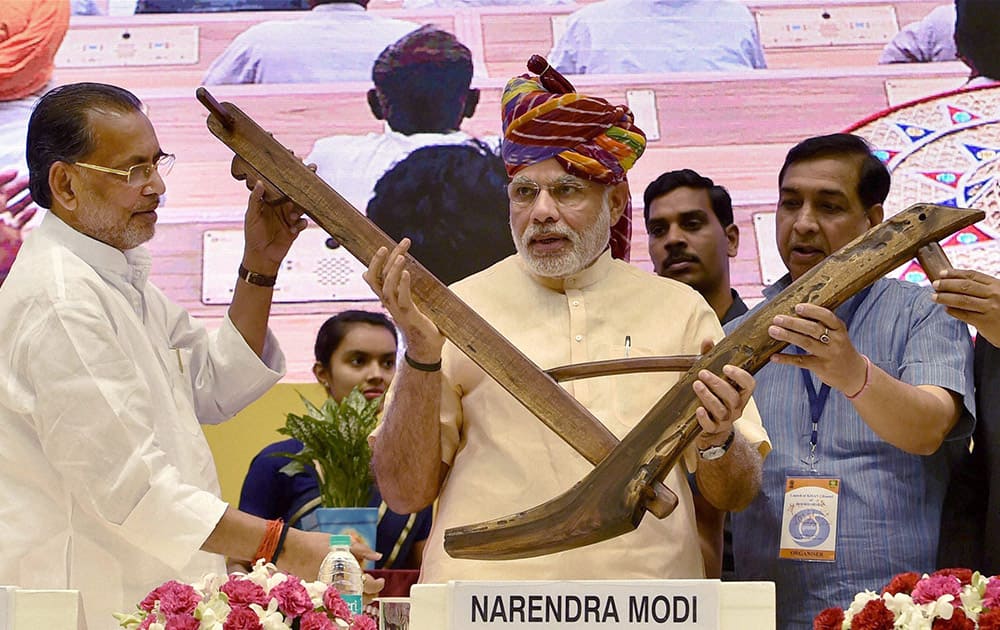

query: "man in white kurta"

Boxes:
[417, 250, 768, 580]
[365, 66, 769, 581]
[0, 213, 283, 627]
[0, 82, 338, 629]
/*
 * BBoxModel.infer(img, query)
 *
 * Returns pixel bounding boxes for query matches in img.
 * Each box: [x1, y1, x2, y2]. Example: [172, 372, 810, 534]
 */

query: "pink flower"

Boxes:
[164, 614, 200, 630]
[221, 577, 269, 607]
[882, 572, 921, 595]
[350, 614, 377, 630]
[912, 574, 962, 604]
[223, 606, 263, 630]
[851, 599, 894, 630]
[269, 576, 314, 618]
[323, 586, 352, 620]
[138, 615, 156, 630]
[932, 568, 974, 586]
[932, 607, 975, 629]
[139, 580, 201, 616]
[985, 576, 1000, 610]
[813, 607, 845, 629]
[299, 610, 336, 630]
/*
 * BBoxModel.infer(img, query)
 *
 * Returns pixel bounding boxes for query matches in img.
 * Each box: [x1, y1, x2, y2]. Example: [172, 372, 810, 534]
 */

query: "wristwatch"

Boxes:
[238, 263, 278, 288]
[698, 430, 735, 461]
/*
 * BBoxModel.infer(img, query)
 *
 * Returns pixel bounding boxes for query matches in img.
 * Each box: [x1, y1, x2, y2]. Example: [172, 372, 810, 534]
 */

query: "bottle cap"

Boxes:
[329, 534, 353, 547]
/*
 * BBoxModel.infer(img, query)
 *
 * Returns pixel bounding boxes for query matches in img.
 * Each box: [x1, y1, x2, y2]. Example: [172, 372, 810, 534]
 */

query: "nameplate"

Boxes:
[451, 580, 719, 629]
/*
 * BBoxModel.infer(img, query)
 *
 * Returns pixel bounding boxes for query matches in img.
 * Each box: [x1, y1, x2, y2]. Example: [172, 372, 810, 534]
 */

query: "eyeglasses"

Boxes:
[75, 153, 175, 186]
[507, 177, 593, 209]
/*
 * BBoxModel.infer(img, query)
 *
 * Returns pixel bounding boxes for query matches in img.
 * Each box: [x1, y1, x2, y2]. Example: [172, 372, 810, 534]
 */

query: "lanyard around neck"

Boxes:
[800, 286, 873, 470]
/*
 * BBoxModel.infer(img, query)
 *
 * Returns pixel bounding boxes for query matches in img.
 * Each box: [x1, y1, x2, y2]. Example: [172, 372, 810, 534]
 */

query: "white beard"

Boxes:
[512, 194, 612, 278]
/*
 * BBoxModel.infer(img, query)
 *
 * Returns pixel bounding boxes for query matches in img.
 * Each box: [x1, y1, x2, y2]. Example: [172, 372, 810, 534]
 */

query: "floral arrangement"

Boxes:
[114, 560, 375, 630]
[274, 389, 382, 508]
[814, 568, 1000, 629]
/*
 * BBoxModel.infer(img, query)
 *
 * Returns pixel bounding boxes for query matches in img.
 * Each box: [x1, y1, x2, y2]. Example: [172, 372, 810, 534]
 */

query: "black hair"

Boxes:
[314, 310, 397, 367]
[956, 0, 1000, 80]
[778, 133, 891, 208]
[367, 141, 515, 285]
[642, 168, 734, 226]
[26, 82, 143, 209]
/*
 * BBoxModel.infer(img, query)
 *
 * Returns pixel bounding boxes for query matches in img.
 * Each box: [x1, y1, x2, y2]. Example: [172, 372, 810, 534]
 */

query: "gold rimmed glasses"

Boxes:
[75, 153, 175, 187]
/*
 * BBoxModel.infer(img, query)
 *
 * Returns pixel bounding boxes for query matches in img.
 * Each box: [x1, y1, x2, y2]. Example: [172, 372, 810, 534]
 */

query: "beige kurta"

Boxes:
[409, 251, 769, 582]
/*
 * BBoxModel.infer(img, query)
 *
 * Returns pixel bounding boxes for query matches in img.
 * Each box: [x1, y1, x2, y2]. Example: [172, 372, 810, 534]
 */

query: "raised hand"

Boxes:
[933, 268, 1000, 346]
[363, 239, 444, 363]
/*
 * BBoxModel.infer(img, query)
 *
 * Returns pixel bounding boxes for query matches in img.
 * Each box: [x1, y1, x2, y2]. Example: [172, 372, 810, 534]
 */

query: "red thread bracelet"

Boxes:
[845, 355, 872, 400]
[254, 518, 284, 564]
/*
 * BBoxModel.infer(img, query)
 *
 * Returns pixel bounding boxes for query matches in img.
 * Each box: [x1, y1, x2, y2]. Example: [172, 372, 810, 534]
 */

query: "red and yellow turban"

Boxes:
[501, 58, 646, 261]
[0, 0, 70, 101]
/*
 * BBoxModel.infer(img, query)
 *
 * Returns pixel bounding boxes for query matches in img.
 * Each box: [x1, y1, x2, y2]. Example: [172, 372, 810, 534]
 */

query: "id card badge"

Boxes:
[778, 476, 840, 562]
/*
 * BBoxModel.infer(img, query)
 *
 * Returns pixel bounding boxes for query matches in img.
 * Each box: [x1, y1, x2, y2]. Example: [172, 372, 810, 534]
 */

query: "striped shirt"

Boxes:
[727, 275, 975, 630]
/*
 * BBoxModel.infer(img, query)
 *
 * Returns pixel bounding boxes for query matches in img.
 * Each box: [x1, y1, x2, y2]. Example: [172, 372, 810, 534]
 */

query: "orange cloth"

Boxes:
[0, 0, 70, 101]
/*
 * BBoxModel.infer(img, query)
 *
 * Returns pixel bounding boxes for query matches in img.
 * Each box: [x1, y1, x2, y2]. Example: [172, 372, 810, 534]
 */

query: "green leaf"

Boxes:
[267, 387, 383, 507]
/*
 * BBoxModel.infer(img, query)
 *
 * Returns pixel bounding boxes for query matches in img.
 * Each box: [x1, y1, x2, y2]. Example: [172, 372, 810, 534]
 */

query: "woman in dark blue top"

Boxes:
[239, 310, 432, 569]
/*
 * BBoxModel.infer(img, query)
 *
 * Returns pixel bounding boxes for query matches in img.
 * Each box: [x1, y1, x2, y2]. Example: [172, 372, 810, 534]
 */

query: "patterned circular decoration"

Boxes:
[847, 84, 1000, 284]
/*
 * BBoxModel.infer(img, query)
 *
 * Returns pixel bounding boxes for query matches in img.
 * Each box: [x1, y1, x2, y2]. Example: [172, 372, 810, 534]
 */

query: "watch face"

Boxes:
[699, 446, 727, 461]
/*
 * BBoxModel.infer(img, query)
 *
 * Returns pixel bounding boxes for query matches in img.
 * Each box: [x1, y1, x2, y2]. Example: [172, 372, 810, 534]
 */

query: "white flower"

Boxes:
[961, 585, 984, 619]
[245, 559, 276, 590]
[264, 571, 291, 594]
[190, 572, 225, 596]
[845, 590, 880, 618]
[195, 593, 230, 630]
[922, 593, 956, 621]
[250, 599, 293, 630]
[304, 579, 328, 607]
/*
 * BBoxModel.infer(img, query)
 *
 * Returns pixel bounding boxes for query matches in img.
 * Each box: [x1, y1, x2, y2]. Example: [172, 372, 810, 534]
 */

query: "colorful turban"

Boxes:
[0, 0, 70, 101]
[501, 59, 646, 260]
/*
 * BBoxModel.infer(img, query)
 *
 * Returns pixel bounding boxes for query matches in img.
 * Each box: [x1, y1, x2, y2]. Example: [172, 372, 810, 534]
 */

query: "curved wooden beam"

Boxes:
[545, 356, 699, 382]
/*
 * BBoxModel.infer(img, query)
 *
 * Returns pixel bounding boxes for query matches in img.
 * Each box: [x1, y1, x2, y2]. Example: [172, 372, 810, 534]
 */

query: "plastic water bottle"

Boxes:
[317, 534, 364, 615]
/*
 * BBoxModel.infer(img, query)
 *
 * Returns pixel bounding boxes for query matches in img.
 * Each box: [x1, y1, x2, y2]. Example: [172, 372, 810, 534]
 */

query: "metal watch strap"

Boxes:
[238, 263, 277, 288]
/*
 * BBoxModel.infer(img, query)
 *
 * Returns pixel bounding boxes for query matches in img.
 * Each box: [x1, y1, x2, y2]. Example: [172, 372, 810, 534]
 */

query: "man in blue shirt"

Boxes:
[729, 133, 975, 629]
[549, 0, 766, 74]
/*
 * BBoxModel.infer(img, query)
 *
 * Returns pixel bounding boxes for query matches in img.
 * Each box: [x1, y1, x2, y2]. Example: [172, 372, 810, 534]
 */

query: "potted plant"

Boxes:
[273, 388, 382, 556]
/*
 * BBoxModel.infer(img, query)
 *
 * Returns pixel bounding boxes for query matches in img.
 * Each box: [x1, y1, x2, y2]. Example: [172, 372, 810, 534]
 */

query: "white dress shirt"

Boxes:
[0, 212, 284, 629]
[307, 126, 499, 211]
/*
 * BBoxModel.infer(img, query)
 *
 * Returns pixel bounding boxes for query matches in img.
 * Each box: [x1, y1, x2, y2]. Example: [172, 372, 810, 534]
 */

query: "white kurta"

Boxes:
[307, 127, 499, 212]
[0, 213, 284, 629]
[397, 252, 769, 582]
